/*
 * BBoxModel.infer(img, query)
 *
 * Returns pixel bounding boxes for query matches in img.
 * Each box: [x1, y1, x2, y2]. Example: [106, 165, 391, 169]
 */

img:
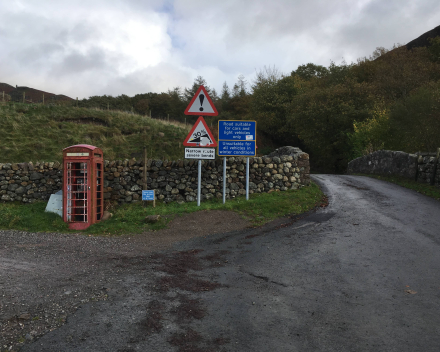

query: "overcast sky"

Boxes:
[1, 0, 439, 99]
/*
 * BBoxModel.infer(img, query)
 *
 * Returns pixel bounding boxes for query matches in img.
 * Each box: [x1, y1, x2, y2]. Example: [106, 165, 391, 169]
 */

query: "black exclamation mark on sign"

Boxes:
[199, 94, 205, 111]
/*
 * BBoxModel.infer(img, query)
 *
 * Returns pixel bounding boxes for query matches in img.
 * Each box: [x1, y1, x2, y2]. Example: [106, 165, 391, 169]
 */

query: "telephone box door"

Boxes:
[65, 161, 91, 229]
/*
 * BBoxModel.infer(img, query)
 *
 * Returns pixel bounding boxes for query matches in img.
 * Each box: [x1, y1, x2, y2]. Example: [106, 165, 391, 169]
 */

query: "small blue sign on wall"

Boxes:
[142, 190, 155, 201]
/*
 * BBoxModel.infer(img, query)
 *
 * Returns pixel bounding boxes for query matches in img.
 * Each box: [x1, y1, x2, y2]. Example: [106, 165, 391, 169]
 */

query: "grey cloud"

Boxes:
[50, 48, 111, 76]
[13, 43, 65, 67]
[55, 22, 100, 44]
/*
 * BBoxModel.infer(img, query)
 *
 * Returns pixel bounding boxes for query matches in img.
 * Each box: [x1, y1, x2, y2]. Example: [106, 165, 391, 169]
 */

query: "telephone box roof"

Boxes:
[63, 144, 101, 151]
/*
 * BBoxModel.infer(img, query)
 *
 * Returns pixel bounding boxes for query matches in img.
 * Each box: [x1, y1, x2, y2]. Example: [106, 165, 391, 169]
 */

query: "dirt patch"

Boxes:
[174, 295, 206, 322]
[140, 300, 166, 334]
[133, 210, 251, 251]
[0, 210, 249, 352]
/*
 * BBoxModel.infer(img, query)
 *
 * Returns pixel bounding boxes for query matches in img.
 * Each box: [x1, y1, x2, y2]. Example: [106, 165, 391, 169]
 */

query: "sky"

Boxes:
[1, 0, 439, 99]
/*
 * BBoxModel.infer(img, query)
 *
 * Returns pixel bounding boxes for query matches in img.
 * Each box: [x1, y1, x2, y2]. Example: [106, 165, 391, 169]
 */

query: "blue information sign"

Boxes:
[218, 141, 256, 156]
[218, 120, 256, 141]
[218, 120, 257, 156]
[142, 190, 155, 201]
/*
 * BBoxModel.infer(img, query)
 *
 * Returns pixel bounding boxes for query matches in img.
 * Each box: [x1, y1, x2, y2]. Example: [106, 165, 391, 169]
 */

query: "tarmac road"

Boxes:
[21, 174, 440, 352]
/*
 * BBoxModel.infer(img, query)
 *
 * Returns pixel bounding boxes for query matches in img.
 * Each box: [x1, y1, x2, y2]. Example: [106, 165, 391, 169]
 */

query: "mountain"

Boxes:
[406, 25, 440, 50]
[0, 82, 73, 103]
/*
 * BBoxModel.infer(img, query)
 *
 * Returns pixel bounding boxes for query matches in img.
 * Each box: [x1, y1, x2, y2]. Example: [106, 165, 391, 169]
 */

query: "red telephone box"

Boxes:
[63, 144, 104, 230]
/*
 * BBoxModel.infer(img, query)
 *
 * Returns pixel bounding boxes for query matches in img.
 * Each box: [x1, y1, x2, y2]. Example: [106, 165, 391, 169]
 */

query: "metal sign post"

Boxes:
[223, 157, 226, 204]
[197, 160, 201, 206]
[246, 157, 250, 200]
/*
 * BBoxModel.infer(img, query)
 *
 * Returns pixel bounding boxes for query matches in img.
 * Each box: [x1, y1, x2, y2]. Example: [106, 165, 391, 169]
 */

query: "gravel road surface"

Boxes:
[2, 175, 440, 351]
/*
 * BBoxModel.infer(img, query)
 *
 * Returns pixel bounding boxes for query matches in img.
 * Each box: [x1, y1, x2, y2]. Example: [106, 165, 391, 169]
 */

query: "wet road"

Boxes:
[22, 175, 440, 352]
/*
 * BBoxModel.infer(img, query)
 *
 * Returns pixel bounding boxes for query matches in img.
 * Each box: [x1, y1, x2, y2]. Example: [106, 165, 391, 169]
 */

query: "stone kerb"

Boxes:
[0, 148, 310, 204]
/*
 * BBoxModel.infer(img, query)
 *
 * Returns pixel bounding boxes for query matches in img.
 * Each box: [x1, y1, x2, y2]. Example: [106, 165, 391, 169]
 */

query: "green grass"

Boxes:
[0, 182, 325, 235]
[353, 173, 440, 200]
[0, 102, 190, 163]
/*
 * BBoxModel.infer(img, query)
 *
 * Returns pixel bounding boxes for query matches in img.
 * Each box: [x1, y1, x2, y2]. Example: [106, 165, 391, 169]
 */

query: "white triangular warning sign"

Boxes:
[183, 116, 217, 147]
[184, 85, 218, 116]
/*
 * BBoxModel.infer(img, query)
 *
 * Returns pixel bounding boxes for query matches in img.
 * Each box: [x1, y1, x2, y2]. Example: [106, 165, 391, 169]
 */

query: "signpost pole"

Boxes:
[223, 157, 226, 204]
[143, 147, 147, 207]
[246, 157, 250, 200]
[197, 160, 201, 206]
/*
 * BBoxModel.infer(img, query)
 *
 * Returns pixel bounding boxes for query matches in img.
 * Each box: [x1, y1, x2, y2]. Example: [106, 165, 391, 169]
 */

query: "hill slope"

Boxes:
[0, 83, 73, 103]
[0, 103, 190, 163]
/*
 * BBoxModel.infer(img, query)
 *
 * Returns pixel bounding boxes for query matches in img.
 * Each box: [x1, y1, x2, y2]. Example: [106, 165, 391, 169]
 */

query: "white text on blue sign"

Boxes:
[218, 141, 256, 156]
[142, 190, 155, 201]
[218, 121, 256, 141]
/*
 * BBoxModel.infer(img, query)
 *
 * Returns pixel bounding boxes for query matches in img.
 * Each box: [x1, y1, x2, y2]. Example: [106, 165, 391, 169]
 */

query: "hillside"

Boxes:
[0, 83, 73, 104]
[406, 25, 440, 50]
[0, 102, 190, 163]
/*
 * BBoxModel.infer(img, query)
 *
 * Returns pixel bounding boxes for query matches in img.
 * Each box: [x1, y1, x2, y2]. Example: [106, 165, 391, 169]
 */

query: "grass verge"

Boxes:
[0, 182, 326, 235]
[353, 173, 440, 201]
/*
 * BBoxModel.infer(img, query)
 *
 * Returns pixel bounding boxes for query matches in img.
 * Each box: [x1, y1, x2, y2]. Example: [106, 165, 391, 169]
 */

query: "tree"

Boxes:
[291, 63, 329, 81]
[428, 36, 440, 63]
[347, 100, 390, 158]
[251, 67, 299, 147]
[232, 74, 248, 97]
[289, 79, 375, 173]
[388, 82, 440, 152]
[184, 76, 211, 102]
[135, 99, 150, 116]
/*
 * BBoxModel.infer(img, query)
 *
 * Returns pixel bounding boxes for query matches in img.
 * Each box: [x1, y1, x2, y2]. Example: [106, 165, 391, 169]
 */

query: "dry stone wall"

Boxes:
[347, 149, 440, 187]
[0, 147, 310, 204]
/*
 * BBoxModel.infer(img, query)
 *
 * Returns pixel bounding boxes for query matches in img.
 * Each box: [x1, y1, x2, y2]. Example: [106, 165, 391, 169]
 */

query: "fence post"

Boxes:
[76, 97, 78, 107]
[431, 148, 440, 186]
[22, 91, 25, 103]
[42, 93, 44, 105]
[2, 91, 4, 102]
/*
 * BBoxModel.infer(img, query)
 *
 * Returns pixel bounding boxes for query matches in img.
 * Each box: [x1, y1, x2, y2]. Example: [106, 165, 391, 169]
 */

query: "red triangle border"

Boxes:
[183, 116, 218, 147]
[184, 85, 218, 116]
